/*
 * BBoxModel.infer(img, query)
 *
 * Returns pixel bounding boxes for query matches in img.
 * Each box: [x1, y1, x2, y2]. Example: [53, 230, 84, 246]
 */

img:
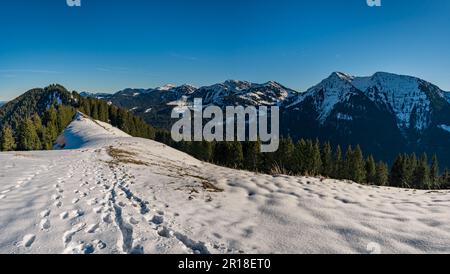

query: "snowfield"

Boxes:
[1, 114, 450, 254]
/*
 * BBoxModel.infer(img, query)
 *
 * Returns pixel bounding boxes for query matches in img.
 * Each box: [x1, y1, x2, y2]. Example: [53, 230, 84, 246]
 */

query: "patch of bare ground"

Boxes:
[106, 146, 148, 166]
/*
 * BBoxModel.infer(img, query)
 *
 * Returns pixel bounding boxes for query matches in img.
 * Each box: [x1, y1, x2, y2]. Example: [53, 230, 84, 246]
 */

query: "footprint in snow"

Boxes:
[101, 213, 113, 224]
[86, 223, 99, 233]
[93, 206, 103, 214]
[40, 218, 51, 230]
[70, 209, 84, 219]
[93, 239, 106, 250]
[63, 223, 86, 244]
[40, 210, 51, 218]
[128, 217, 140, 225]
[60, 212, 69, 220]
[22, 234, 36, 248]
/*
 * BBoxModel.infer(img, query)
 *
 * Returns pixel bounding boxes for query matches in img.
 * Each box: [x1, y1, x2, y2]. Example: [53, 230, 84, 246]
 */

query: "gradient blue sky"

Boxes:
[1, 0, 450, 100]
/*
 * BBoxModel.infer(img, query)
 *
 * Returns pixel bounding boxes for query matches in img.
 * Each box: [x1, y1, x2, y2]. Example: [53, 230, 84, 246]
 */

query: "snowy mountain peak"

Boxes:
[290, 72, 360, 123]
[222, 80, 252, 91]
[156, 84, 177, 91]
[287, 71, 450, 130]
[352, 72, 432, 130]
[331, 71, 355, 82]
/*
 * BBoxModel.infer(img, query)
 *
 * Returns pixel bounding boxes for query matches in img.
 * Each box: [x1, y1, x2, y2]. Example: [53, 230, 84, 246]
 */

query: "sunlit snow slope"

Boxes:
[0, 113, 449, 254]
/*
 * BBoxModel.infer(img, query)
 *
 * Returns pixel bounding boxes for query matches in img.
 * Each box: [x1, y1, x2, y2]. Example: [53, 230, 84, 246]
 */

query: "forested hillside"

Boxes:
[0, 84, 155, 151]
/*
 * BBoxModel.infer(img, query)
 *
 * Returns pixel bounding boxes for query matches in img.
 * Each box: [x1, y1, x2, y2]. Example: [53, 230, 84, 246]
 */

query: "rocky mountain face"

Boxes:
[82, 72, 450, 167]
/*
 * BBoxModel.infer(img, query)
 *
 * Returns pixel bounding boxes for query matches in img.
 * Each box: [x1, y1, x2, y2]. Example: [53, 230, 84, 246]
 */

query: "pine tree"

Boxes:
[342, 145, 354, 180]
[333, 145, 343, 179]
[404, 153, 417, 184]
[31, 113, 44, 145]
[311, 140, 322, 176]
[412, 153, 430, 189]
[229, 141, 244, 169]
[347, 145, 366, 184]
[374, 161, 389, 186]
[390, 155, 407, 188]
[0, 125, 16, 151]
[17, 118, 41, 151]
[441, 168, 450, 189]
[430, 154, 439, 188]
[243, 140, 261, 171]
[365, 155, 377, 184]
[293, 139, 307, 175]
[43, 106, 58, 141]
[275, 137, 295, 171]
[321, 142, 333, 177]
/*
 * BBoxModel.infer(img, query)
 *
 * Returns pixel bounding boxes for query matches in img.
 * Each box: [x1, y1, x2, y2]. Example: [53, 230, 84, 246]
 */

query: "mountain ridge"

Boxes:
[80, 71, 450, 167]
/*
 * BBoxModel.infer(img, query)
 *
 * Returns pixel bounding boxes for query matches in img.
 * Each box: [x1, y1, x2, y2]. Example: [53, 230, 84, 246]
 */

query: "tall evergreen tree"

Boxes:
[0, 126, 16, 151]
[243, 140, 261, 171]
[17, 118, 41, 151]
[347, 145, 366, 183]
[274, 136, 295, 171]
[310, 140, 322, 176]
[374, 161, 389, 186]
[430, 154, 439, 188]
[365, 155, 377, 184]
[412, 153, 430, 189]
[293, 139, 307, 175]
[390, 155, 408, 188]
[333, 145, 343, 179]
[321, 142, 333, 177]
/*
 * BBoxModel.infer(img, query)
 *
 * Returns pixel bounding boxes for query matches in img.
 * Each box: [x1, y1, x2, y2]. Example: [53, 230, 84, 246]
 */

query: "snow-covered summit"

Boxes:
[287, 71, 448, 130]
[286, 72, 360, 123]
[54, 112, 130, 149]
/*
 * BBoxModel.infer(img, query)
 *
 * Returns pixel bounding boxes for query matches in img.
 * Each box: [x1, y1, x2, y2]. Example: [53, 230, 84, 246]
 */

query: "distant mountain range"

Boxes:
[0, 102, 6, 107]
[81, 72, 450, 167]
[81, 80, 295, 129]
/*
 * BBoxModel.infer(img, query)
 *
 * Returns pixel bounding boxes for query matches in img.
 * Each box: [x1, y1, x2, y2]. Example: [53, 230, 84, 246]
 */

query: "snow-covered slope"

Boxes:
[287, 71, 448, 131]
[286, 72, 361, 123]
[352, 72, 435, 130]
[1, 115, 450, 254]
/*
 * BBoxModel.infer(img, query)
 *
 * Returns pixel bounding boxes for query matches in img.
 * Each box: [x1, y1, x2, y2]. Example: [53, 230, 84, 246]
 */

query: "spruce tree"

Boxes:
[17, 118, 41, 151]
[0, 126, 16, 151]
[441, 168, 450, 189]
[343, 145, 354, 180]
[311, 140, 322, 176]
[374, 161, 389, 186]
[321, 142, 333, 177]
[365, 155, 377, 184]
[275, 137, 294, 171]
[347, 145, 366, 184]
[390, 155, 408, 188]
[243, 140, 261, 171]
[229, 141, 244, 169]
[430, 154, 439, 188]
[412, 153, 430, 189]
[333, 145, 343, 179]
[293, 139, 307, 175]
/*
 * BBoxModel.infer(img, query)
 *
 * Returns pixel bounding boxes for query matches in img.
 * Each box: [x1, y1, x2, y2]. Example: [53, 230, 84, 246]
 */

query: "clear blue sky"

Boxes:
[1, 0, 450, 100]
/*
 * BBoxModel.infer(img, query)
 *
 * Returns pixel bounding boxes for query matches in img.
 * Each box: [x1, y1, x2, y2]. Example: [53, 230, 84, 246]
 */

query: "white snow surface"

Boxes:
[1, 114, 450, 254]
